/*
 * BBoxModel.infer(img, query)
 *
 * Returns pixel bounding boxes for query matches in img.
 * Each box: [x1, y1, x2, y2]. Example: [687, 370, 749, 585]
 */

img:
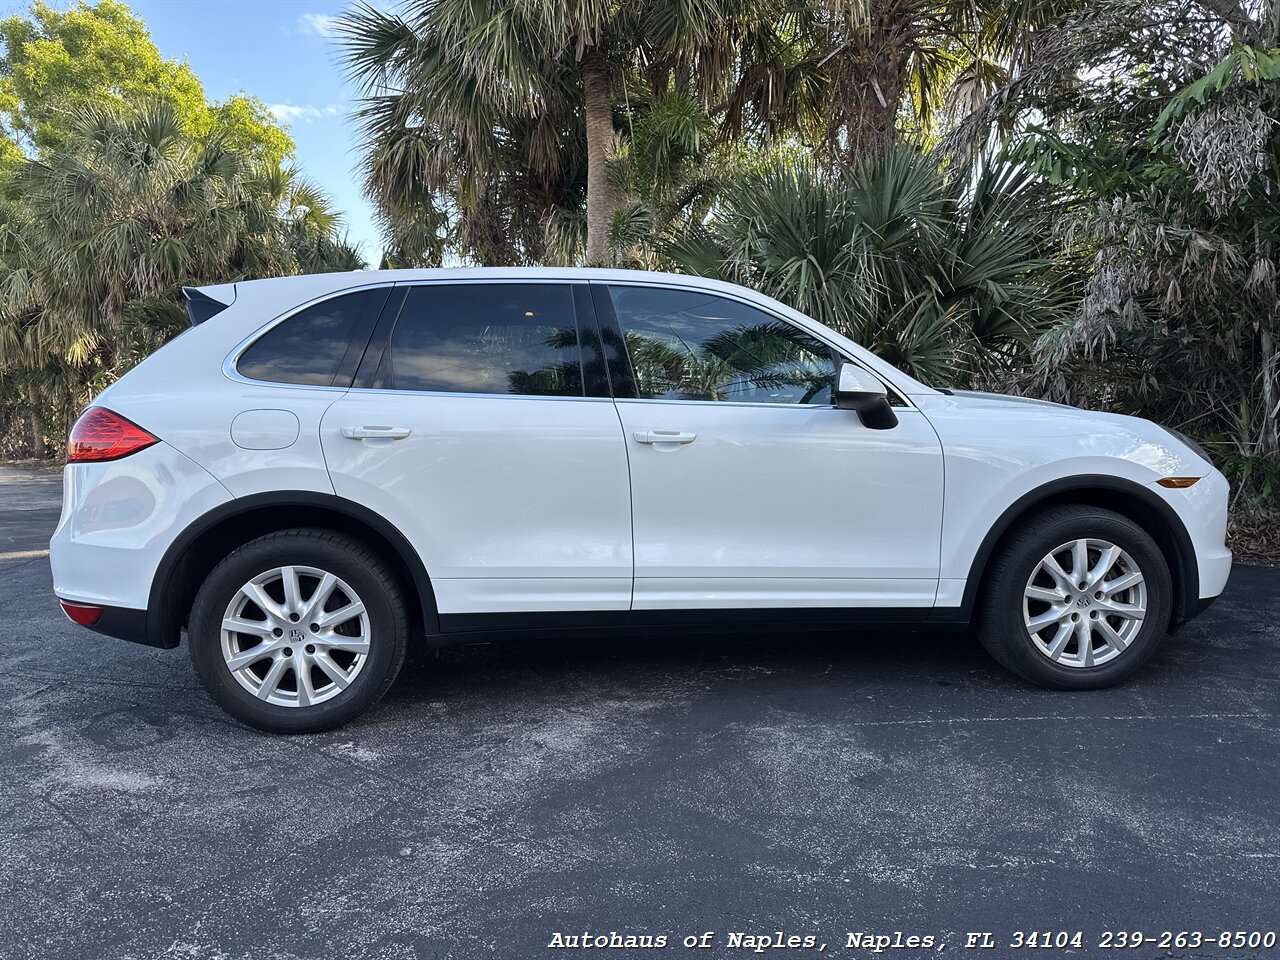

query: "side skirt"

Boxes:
[429, 607, 971, 647]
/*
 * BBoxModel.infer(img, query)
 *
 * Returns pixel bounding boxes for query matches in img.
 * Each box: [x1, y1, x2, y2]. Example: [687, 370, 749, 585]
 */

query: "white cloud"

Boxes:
[268, 103, 345, 124]
[296, 13, 342, 38]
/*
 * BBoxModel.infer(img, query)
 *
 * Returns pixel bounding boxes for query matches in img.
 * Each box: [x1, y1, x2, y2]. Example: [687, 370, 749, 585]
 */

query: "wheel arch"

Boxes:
[146, 492, 440, 649]
[960, 475, 1199, 623]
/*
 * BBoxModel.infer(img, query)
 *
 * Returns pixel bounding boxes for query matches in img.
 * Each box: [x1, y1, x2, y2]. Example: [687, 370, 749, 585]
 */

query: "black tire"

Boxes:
[188, 529, 408, 733]
[976, 505, 1173, 690]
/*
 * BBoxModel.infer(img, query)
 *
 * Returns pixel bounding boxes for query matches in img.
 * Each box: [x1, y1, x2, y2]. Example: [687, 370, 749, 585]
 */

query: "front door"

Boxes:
[320, 281, 633, 615]
[598, 282, 944, 610]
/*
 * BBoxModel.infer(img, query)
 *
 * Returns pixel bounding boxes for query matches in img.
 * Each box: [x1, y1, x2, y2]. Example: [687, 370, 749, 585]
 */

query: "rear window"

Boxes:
[237, 288, 389, 386]
[375, 283, 583, 397]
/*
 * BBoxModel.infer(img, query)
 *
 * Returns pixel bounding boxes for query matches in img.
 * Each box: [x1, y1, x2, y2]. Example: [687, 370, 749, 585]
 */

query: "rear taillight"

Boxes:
[59, 600, 104, 626]
[67, 407, 159, 463]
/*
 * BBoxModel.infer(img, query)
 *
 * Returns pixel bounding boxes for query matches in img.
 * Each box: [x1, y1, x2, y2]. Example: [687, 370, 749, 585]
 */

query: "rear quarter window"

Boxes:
[237, 287, 389, 386]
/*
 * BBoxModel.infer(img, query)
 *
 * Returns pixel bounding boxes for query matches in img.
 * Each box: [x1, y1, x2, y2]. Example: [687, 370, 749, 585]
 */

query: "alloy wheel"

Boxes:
[1022, 538, 1148, 668]
[219, 565, 371, 706]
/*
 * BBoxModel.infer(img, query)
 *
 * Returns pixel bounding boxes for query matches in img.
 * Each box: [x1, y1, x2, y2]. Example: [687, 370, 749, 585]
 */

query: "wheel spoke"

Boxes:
[222, 616, 274, 638]
[1076, 619, 1094, 667]
[1088, 544, 1120, 585]
[1096, 599, 1145, 620]
[1071, 540, 1089, 583]
[1096, 618, 1129, 652]
[317, 600, 366, 631]
[225, 642, 278, 672]
[318, 635, 370, 655]
[296, 659, 316, 707]
[242, 581, 286, 621]
[1102, 570, 1144, 596]
[301, 572, 337, 621]
[1025, 585, 1064, 604]
[1042, 555, 1073, 590]
[256, 656, 289, 701]
[312, 651, 353, 690]
[1045, 622, 1073, 660]
[281, 566, 303, 614]
[1027, 607, 1067, 632]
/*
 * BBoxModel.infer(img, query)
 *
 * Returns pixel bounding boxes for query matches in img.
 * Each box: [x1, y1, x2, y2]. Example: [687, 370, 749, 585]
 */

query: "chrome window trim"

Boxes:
[613, 397, 924, 412]
[334, 388, 614, 403]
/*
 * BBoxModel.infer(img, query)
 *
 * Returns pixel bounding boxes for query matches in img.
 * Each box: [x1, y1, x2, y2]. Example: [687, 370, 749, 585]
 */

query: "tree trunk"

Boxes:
[835, 0, 906, 164]
[26, 383, 42, 458]
[582, 38, 622, 265]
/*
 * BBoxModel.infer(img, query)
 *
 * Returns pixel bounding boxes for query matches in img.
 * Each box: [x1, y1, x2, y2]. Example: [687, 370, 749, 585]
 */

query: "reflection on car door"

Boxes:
[598, 282, 944, 610]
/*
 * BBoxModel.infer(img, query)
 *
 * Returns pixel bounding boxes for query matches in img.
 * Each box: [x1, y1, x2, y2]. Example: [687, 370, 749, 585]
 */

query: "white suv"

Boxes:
[50, 268, 1232, 732]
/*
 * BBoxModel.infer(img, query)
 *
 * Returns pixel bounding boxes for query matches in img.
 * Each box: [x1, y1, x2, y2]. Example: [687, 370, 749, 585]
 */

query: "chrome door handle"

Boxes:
[633, 430, 697, 445]
[341, 425, 412, 440]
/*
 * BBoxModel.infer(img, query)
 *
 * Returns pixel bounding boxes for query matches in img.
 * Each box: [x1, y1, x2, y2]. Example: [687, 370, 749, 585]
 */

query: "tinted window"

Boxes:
[609, 286, 837, 404]
[379, 284, 583, 397]
[238, 288, 387, 386]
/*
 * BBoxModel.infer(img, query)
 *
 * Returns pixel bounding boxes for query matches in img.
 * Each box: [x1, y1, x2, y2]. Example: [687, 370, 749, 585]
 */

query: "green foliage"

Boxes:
[1151, 44, 1280, 143]
[0, 99, 361, 457]
[630, 92, 713, 194]
[1004, 3, 1280, 462]
[1220, 453, 1280, 505]
[0, 0, 292, 165]
[666, 148, 1071, 384]
[0, 1, 357, 457]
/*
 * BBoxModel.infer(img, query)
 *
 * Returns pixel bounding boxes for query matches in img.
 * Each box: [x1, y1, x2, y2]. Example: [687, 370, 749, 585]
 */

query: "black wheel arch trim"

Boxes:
[959, 474, 1201, 622]
[146, 490, 441, 649]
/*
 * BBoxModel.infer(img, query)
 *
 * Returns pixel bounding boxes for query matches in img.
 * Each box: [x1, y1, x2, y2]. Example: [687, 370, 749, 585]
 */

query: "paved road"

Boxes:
[2, 465, 1277, 959]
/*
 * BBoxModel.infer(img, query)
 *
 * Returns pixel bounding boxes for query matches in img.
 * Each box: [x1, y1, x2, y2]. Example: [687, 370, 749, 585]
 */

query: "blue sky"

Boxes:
[123, 0, 384, 263]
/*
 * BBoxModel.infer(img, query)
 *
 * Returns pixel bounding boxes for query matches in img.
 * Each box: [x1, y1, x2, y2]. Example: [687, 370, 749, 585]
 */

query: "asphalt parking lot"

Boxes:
[2, 464, 1278, 960]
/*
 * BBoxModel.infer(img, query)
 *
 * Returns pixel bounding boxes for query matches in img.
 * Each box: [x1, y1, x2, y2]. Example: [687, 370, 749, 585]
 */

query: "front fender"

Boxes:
[915, 394, 1209, 618]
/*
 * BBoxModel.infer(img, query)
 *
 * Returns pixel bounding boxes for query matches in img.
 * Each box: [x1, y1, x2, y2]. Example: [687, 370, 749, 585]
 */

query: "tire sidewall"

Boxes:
[189, 535, 401, 733]
[986, 510, 1173, 689]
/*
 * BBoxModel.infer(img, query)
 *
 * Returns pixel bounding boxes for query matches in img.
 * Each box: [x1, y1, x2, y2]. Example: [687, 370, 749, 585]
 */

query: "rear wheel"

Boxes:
[977, 506, 1173, 689]
[189, 529, 408, 733]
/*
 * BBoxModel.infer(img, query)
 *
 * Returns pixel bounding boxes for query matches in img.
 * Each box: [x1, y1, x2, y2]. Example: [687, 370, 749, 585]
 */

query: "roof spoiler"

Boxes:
[183, 283, 237, 326]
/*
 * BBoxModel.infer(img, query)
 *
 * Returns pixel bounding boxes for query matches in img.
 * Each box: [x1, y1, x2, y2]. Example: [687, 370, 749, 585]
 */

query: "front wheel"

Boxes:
[189, 529, 408, 733]
[977, 506, 1173, 690]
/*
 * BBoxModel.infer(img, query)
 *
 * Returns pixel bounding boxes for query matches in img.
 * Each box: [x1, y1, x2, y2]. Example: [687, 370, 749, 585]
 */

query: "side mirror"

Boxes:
[834, 362, 899, 430]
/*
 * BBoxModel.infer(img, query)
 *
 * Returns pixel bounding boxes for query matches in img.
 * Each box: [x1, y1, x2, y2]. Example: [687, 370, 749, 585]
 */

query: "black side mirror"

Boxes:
[833, 361, 899, 430]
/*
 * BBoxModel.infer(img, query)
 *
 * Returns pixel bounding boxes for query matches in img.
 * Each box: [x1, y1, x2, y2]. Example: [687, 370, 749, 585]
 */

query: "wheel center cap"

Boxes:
[288, 627, 306, 642]
[1075, 596, 1091, 608]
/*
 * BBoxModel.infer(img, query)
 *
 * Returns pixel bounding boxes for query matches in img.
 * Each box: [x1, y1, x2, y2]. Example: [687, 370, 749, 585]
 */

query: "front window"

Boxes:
[608, 286, 837, 405]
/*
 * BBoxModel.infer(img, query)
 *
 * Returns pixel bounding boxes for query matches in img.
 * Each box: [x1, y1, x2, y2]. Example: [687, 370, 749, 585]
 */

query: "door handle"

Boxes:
[341, 425, 412, 440]
[633, 430, 697, 445]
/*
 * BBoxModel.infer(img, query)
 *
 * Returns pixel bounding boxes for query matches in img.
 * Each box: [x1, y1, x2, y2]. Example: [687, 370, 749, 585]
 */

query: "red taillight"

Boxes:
[59, 600, 104, 626]
[67, 407, 158, 463]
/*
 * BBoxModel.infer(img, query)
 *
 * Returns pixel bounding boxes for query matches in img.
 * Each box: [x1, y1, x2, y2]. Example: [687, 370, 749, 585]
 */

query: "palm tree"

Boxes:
[666, 146, 1071, 385]
[770, 0, 1071, 162]
[340, 0, 759, 265]
[0, 99, 360, 455]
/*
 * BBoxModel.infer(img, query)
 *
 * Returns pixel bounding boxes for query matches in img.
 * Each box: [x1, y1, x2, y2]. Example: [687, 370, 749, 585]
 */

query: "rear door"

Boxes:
[320, 281, 633, 616]
[598, 281, 944, 610]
